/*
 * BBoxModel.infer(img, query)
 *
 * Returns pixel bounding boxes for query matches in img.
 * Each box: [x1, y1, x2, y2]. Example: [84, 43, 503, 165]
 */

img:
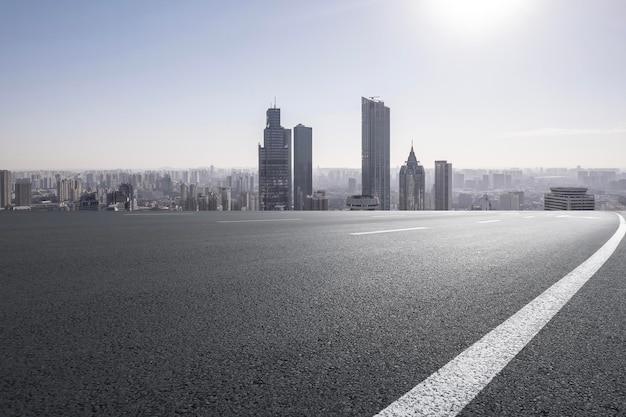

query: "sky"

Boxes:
[1, 0, 625, 171]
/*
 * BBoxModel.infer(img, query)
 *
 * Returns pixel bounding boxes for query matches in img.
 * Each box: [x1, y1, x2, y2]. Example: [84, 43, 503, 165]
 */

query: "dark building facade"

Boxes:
[361, 97, 390, 210]
[14, 181, 32, 207]
[259, 106, 291, 210]
[434, 160, 452, 210]
[293, 123, 312, 210]
[1, 170, 12, 209]
[399, 145, 425, 210]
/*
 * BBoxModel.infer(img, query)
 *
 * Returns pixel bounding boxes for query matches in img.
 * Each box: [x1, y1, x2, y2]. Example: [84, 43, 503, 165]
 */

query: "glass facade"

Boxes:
[293, 124, 312, 210]
[361, 97, 390, 210]
[259, 107, 292, 210]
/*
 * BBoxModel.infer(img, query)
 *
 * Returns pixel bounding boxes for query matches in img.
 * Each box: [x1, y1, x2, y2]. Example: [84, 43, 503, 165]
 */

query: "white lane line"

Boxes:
[556, 215, 599, 219]
[477, 220, 502, 224]
[523, 215, 536, 219]
[371, 215, 408, 218]
[125, 213, 194, 216]
[375, 213, 626, 417]
[499, 212, 520, 216]
[350, 227, 428, 235]
[216, 218, 301, 223]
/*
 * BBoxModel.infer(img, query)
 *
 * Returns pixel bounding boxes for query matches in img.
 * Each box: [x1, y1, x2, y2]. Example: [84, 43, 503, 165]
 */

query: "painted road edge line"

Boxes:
[375, 213, 626, 417]
[350, 227, 428, 236]
[477, 220, 502, 224]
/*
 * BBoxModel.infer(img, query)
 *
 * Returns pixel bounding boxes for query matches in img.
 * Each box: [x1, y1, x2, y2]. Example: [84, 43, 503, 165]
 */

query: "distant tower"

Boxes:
[259, 106, 292, 210]
[434, 160, 452, 210]
[361, 97, 390, 210]
[293, 123, 313, 210]
[0, 170, 10, 209]
[399, 145, 425, 210]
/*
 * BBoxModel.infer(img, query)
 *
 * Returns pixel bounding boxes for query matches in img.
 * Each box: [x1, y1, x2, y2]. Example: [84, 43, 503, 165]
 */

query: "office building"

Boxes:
[311, 190, 329, 210]
[15, 181, 32, 207]
[434, 160, 452, 210]
[399, 145, 425, 210]
[293, 123, 312, 210]
[220, 187, 231, 211]
[346, 195, 379, 210]
[259, 106, 291, 210]
[361, 97, 390, 210]
[0, 170, 10, 209]
[544, 187, 595, 210]
[499, 192, 520, 210]
[348, 178, 357, 194]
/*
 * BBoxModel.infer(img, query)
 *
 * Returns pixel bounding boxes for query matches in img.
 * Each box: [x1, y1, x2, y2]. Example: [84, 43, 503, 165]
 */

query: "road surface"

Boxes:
[1, 210, 625, 416]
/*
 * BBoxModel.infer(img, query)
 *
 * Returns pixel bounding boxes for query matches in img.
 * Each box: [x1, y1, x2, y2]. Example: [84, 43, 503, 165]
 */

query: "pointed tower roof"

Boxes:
[407, 144, 418, 165]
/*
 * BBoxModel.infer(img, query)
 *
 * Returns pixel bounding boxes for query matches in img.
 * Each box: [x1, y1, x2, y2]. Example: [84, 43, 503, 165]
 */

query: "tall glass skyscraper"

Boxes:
[361, 97, 390, 210]
[293, 123, 312, 211]
[434, 160, 452, 210]
[399, 145, 425, 210]
[258, 106, 291, 210]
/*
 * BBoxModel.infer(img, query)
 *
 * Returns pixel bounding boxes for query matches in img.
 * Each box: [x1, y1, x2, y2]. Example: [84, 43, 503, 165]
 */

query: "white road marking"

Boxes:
[523, 215, 536, 219]
[216, 218, 301, 223]
[375, 213, 626, 417]
[499, 212, 520, 216]
[477, 220, 502, 224]
[556, 215, 599, 219]
[371, 215, 408, 218]
[350, 227, 428, 235]
[125, 212, 194, 216]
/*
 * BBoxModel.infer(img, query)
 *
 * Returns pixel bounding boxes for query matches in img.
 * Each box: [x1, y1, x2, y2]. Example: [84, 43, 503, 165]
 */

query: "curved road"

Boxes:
[1, 210, 625, 416]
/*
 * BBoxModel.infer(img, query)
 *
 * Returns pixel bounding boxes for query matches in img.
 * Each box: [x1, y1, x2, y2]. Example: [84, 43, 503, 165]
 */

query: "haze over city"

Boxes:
[1, 0, 625, 170]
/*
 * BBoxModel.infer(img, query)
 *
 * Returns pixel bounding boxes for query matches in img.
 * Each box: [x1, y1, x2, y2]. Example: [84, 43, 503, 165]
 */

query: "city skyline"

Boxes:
[1, 1, 626, 170]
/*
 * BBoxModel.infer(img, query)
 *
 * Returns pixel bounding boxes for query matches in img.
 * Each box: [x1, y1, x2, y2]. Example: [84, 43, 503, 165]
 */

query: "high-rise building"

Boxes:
[348, 178, 357, 194]
[293, 123, 312, 210]
[499, 192, 520, 210]
[220, 187, 232, 211]
[15, 181, 32, 207]
[399, 145, 425, 210]
[361, 97, 390, 210]
[0, 170, 10, 209]
[259, 106, 292, 210]
[434, 160, 452, 210]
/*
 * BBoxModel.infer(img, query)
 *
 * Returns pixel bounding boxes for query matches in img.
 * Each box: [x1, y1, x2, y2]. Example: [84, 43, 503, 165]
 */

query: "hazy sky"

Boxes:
[1, 0, 625, 170]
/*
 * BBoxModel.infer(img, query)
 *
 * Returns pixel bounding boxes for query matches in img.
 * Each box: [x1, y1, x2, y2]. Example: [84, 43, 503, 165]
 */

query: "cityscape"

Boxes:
[2, 2, 626, 416]
[1, 97, 625, 213]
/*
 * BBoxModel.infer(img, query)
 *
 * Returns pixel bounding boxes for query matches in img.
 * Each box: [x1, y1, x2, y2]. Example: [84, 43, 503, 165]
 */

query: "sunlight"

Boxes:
[421, 0, 530, 40]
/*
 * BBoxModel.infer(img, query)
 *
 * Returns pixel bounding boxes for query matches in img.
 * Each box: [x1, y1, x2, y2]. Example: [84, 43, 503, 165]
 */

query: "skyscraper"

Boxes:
[259, 106, 292, 210]
[361, 97, 390, 210]
[293, 123, 312, 211]
[434, 160, 452, 210]
[399, 145, 425, 210]
[0, 170, 10, 209]
[15, 181, 32, 207]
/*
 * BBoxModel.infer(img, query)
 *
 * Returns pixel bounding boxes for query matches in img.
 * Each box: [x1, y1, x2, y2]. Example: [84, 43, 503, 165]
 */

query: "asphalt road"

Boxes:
[1, 210, 625, 416]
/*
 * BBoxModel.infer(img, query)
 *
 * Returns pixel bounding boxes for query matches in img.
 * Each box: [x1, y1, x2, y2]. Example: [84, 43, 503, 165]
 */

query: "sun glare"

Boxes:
[421, 0, 530, 40]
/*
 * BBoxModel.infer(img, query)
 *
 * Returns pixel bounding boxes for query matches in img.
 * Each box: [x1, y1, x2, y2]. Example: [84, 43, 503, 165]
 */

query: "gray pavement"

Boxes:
[1, 210, 624, 416]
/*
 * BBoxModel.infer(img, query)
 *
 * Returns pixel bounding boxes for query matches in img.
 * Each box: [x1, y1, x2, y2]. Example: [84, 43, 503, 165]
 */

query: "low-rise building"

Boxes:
[544, 187, 595, 210]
